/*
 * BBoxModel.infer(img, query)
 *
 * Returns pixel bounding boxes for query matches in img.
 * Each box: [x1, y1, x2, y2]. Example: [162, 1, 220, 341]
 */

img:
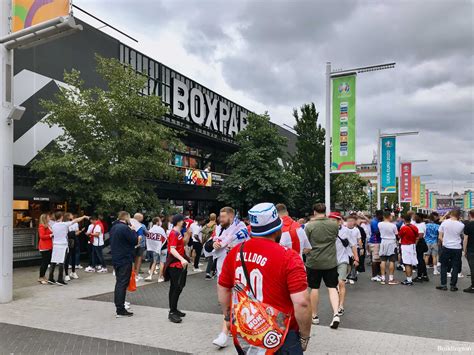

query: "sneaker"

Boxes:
[337, 307, 345, 316]
[401, 280, 414, 286]
[70, 272, 79, 279]
[56, 280, 67, 286]
[136, 275, 144, 281]
[40, 280, 48, 285]
[380, 279, 386, 285]
[312, 315, 320, 325]
[348, 279, 355, 285]
[116, 310, 134, 318]
[433, 270, 440, 275]
[205, 274, 213, 280]
[450, 286, 458, 292]
[97, 268, 108, 273]
[124, 303, 131, 310]
[436, 285, 448, 291]
[145, 275, 153, 282]
[388, 280, 399, 285]
[84, 266, 95, 273]
[76, 264, 83, 269]
[168, 312, 182, 324]
[458, 273, 465, 278]
[330, 315, 340, 329]
[212, 332, 228, 348]
[421, 276, 429, 282]
[64, 275, 71, 282]
[413, 277, 423, 283]
[175, 310, 186, 317]
[447, 272, 452, 278]
[426, 265, 433, 269]
[371, 276, 382, 282]
[437, 262, 441, 267]
[396, 265, 403, 271]
[463, 286, 474, 293]
[158, 277, 165, 283]
[47, 279, 56, 285]
[193, 268, 203, 272]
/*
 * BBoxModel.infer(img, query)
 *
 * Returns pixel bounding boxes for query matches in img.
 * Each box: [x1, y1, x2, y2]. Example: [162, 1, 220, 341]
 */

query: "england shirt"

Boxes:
[147, 225, 166, 252]
[91, 224, 104, 247]
[190, 222, 203, 243]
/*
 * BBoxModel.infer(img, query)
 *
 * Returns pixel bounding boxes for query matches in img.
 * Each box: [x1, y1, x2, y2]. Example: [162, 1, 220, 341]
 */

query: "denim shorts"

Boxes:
[424, 243, 438, 256]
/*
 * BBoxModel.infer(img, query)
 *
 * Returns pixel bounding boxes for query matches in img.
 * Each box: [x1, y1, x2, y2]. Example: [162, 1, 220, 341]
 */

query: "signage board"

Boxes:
[381, 136, 396, 193]
[12, 0, 70, 33]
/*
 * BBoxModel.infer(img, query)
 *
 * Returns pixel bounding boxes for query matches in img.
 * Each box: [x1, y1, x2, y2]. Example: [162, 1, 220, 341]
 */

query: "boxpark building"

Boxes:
[12, 18, 296, 261]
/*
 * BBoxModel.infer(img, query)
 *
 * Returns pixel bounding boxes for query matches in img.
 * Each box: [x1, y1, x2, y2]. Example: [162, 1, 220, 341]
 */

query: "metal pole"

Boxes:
[0, 0, 13, 303]
[324, 62, 331, 214]
[377, 129, 381, 210]
[398, 156, 401, 209]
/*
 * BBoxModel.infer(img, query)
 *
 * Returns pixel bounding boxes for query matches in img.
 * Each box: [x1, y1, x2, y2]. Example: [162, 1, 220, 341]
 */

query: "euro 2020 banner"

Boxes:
[381, 136, 396, 193]
[412, 176, 421, 206]
[400, 162, 412, 202]
[331, 75, 356, 173]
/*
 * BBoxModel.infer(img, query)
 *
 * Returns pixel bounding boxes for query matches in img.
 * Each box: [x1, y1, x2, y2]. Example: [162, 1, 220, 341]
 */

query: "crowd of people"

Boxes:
[36, 204, 474, 353]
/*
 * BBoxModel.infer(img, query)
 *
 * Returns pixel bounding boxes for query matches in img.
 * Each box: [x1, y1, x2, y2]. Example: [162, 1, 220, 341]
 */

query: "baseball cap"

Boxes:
[328, 212, 342, 220]
[248, 203, 282, 236]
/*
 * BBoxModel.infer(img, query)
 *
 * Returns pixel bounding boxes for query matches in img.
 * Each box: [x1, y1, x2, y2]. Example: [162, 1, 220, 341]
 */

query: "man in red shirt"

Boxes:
[218, 203, 312, 354]
[399, 214, 419, 286]
[167, 214, 190, 323]
[276, 203, 311, 257]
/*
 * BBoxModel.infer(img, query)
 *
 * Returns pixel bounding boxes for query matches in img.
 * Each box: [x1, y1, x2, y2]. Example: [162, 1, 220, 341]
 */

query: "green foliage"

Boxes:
[290, 103, 325, 216]
[31, 55, 182, 213]
[332, 173, 369, 212]
[218, 113, 294, 212]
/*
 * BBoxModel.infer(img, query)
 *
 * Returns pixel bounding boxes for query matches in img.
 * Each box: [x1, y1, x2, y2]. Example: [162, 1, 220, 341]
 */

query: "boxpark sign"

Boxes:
[172, 77, 248, 137]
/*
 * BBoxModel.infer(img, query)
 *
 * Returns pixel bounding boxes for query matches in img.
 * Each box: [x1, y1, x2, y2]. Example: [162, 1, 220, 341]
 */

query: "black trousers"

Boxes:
[49, 263, 64, 283]
[114, 262, 132, 312]
[168, 266, 187, 313]
[192, 241, 203, 269]
[440, 247, 462, 287]
[65, 247, 76, 275]
[466, 251, 474, 287]
[39, 250, 52, 278]
[416, 242, 427, 277]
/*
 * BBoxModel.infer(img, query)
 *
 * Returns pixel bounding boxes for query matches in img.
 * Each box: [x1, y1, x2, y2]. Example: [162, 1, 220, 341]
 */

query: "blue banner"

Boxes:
[381, 136, 396, 193]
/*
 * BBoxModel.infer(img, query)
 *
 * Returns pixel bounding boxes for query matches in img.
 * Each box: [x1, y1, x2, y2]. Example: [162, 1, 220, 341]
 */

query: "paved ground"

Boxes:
[0, 262, 473, 354]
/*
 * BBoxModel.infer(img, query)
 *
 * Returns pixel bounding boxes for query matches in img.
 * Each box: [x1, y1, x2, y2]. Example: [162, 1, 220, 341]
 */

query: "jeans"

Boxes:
[466, 251, 474, 287]
[193, 241, 203, 269]
[74, 236, 81, 265]
[168, 267, 187, 313]
[92, 245, 106, 268]
[235, 330, 303, 355]
[114, 262, 132, 312]
[39, 250, 52, 278]
[205, 256, 216, 275]
[416, 241, 427, 277]
[440, 247, 462, 286]
[49, 263, 64, 282]
[65, 247, 76, 275]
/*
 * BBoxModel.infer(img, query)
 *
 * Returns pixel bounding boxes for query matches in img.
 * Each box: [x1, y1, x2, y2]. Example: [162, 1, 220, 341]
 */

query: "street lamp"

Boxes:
[325, 61, 396, 214]
[377, 130, 419, 210]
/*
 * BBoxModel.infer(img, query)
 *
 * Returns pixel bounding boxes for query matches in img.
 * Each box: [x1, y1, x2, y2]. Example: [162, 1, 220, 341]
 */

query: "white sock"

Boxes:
[389, 275, 394, 281]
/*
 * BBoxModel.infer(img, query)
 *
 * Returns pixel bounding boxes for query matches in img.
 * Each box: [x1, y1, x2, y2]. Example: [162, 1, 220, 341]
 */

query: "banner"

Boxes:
[400, 162, 412, 202]
[420, 184, 426, 208]
[465, 191, 473, 210]
[412, 176, 421, 206]
[429, 191, 435, 209]
[425, 189, 429, 208]
[12, 0, 70, 33]
[380, 136, 396, 193]
[331, 75, 356, 173]
[185, 169, 212, 187]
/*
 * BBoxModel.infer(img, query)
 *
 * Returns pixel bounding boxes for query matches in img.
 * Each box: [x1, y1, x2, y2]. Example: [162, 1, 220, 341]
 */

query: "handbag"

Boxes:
[128, 269, 137, 292]
[338, 236, 350, 248]
[230, 243, 291, 353]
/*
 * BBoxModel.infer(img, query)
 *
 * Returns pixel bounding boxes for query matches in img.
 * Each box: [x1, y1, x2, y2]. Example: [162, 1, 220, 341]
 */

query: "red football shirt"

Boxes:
[218, 238, 308, 330]
[399, 224, 419, 245]
[168, 229, 185, 268]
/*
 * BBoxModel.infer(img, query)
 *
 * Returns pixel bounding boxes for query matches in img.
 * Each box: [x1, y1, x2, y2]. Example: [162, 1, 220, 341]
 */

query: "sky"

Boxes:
[75, 0, 473, 194]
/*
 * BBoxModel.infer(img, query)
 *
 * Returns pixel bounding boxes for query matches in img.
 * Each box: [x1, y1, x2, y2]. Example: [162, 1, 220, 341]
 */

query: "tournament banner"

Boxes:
[331, 75, 356, 173]
[184, 168, 212, 187]
[412, 176, 421, 206]
[381, 136, 396, 193]
[465, 191, 473, 209]
[12, 0, 70, 33]
[429, 191, 435, 209]
[425, 189, 429, 208]
[400, 162, 412, 202]
[420, 184, 426, 208]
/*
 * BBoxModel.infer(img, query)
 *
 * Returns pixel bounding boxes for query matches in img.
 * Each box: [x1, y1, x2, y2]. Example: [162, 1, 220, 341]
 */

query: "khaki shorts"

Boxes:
[368, 243, 380, 262]
[337, 263, 349, 281]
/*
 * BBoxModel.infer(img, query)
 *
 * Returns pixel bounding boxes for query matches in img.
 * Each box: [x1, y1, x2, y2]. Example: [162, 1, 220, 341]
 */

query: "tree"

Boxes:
[332, 173, 369, 213]
[31, 55, 182, 213]
[218, 113, 294, 212]
[290, 103, 325, 216]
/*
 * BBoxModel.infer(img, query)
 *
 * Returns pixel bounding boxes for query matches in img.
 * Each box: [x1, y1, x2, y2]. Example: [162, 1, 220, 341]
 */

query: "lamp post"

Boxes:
[377, 131, 419, 210]
[325, 61, 396, 214]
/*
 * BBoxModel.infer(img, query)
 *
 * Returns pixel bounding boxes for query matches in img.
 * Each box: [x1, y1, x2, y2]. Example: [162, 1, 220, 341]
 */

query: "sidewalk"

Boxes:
[0, 265, 473, 354]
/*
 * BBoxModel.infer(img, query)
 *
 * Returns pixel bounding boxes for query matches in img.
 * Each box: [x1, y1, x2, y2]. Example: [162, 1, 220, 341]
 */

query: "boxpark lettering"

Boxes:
[172, 77, 248, 137]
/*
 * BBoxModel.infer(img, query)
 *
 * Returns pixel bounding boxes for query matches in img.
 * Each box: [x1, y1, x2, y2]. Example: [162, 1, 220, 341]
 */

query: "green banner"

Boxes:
[331, 75, 356, 172]
[420, 183, 426, 208]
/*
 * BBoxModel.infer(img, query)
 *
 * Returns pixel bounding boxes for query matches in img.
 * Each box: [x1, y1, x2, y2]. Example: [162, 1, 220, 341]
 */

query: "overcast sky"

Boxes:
[76, 0, 473, 194]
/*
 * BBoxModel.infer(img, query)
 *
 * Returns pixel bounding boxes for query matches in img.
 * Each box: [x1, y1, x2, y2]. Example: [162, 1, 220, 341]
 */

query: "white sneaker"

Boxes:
[97, 268, 108, 273]
[330, 315, 340, 329]
[437, 262, 441, 267]
[84, 266, 95, 273]
[76, 264, 83, 269]
[458, 273, 465, 278]
[158, 277, 165, 283]
[433, 270, 440, 275]
[136, 275, 144, 281]
[124, 301, 131, 310]
[212, 332, 228, 348]
[64, 275, 71, 282]
[193, 268, 203, 272]
[447, 272, 452, 278]
[145, 275, 153, 282]
[70, 272, 79, 279]
[312, 315, 320, 325]
[371, 276, 382, 282]
[154, 270, 158, 275]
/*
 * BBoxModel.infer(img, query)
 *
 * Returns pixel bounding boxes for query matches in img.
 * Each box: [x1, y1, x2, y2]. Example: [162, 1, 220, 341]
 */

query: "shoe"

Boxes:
[330, 315, 340, 329]
[371, 276, 381, 282]
[437, 262, 441, 267]
[145, 275, 153, 282]
[413, 277, 423, 283]
[76, 264, 83, 269]
[124, 303, 131, 310]
[47, 279, 56, 285]
[212, 332, 228, 348]
[193, 268, 202, 272]
[450, 286, 458, 292]
[84, 266, 95, 273]
[396, 265, 403, 271]
[463, 286, 474, 293]
[168, 312, 182, 324]
[136, 275, 144, 281]
[154, 270, 158, 275]
[447, 272, 452, 278]
[401, 280, 414, 286]
[97, 267, 108, 273]
[70, 272, 79, 279]
[337, 307, 344, 316]
[421, 276, 429, 282]
[40, 280, 48, 285]
[64, 275, 71, 282]
[158, 277, 164, 283]
[436, 285, 448, 291]
[116, 310, 134, 318]
[175, 310, 186, 317]
[205, 274, 212, 280]
[312, 315, 319, 325]
[380, 279, 386, 285]
[388, 280, 400, 285]
[348, 279, 355, 285]
[56, 280, 67, 286]
[458, 273, 465, 278]
[433, 270, 440, 275]
[426, 265, 433, 269]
